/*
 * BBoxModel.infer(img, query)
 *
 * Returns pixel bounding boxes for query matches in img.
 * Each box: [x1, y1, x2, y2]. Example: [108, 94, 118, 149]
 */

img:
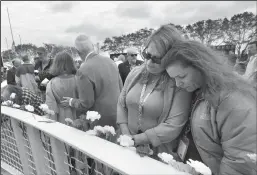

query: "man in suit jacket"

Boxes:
[118, 47, 143, 84]
[61, 35, 123, 128]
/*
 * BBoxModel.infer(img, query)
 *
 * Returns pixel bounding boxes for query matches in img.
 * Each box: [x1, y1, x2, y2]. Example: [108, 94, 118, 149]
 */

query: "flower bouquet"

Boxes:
[1, 93, 33, 113]
[158, 152, 212, 175]
[64, 111, 116, 175]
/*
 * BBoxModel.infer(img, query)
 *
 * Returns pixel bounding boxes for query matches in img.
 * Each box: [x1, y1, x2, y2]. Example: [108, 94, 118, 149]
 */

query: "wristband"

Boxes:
[69, 98, 73, 107]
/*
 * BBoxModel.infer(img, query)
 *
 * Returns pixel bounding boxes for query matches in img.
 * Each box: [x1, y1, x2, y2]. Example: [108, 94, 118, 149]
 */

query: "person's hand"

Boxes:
[72, 119, 84, 129]
[60, 97, 71, 108]
[136, 144, 153, 157]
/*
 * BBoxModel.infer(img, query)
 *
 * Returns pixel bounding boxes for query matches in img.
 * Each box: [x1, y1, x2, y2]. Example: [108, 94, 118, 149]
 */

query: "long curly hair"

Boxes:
[139, 24, 185, 91]
[162, 40, 255, 105]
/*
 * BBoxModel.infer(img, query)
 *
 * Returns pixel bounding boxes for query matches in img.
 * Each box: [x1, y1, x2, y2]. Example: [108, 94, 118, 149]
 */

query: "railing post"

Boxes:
[50, 137, 70, 174]
[10, 118, 30, 175]
[26, 125, 46, 174]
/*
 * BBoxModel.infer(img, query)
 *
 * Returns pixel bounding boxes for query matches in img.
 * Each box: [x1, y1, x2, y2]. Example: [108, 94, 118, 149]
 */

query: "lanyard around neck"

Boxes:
[138, 76, 160, 116]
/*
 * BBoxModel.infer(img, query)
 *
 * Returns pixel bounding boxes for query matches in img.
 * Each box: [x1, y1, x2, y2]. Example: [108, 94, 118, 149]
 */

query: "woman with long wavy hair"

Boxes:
[117, 24, 192, 158]
[162, 40, 256, 175]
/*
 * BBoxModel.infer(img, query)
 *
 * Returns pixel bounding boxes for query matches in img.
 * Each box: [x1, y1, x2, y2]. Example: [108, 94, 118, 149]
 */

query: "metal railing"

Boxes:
[1, 106, 189, 175]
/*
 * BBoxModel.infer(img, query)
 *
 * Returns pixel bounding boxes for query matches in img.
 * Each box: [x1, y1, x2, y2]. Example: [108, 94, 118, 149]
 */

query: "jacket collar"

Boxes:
[85, 51, 97, 62]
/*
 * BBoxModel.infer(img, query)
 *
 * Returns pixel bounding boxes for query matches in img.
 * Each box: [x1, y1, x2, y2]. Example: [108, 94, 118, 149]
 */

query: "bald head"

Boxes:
[12, 58, 21, 68]
[75, 35, 94, 60]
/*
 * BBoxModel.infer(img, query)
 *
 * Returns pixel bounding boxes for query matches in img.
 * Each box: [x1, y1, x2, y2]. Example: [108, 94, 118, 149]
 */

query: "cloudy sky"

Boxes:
[1, 1, 256, 51]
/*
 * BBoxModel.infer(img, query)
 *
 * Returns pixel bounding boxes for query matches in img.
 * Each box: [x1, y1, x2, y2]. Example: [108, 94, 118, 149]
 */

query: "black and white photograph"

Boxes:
[1, 1, 256, 175]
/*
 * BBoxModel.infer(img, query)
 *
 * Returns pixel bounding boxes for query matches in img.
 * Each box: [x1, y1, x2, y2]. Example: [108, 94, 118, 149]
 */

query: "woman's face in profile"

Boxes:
[145, 42, 165, 74]
[166, 61, 204, 92]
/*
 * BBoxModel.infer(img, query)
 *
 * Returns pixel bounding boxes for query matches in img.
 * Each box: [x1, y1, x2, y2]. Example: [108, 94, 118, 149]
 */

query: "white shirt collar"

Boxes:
[85, 51, 94, 62]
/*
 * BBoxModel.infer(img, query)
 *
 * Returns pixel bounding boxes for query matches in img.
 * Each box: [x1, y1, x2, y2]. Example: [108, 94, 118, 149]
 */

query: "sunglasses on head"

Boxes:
[142, 49, 161, 64]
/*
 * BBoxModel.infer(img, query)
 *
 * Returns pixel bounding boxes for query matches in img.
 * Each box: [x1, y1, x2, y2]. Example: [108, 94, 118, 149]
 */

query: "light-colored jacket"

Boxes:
[117, 66, 192, 155]
[191, 90, 256, 175]
[46, 75, 78, 124]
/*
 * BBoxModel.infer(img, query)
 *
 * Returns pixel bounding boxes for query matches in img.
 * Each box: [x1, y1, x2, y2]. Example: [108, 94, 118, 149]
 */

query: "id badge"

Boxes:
[177, 136, 189, 161]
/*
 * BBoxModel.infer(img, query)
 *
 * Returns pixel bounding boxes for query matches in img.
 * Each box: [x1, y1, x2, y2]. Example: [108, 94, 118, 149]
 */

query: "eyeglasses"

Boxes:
[141, 49, 161, 64]
[129, 54, 137, 57]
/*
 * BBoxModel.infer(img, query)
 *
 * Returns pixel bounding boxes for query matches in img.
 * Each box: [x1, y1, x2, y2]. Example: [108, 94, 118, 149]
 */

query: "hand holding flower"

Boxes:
[117, 135, 134, 147]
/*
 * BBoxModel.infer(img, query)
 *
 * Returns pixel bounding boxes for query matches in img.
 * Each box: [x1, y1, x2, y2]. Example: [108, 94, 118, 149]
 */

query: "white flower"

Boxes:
[39, 104, 55, 115]
[158, 152, 174, 164]
[10, 93, 16, 99]
[2, 101, 8, 106]
[25, 105, 34, 112]
[103, 125, 116, 136]
[187, 159, 212, 175]
[93, 126, 106, 134]
[47, 109, 55, 115]
[39, 104, 49, 111]
[7, 100, 13, 105]
[65, 118, 74, 124]
[13, 104, 21, 108]
[247, 153, 256, 162]
[86, 111, 101, 122]
[85, 130, 97, 136]
[2, 100, 14, 106]
[117, 135, 134, 147]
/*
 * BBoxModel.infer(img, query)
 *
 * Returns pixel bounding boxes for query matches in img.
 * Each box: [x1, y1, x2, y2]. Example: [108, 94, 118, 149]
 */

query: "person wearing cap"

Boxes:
[118, 47, 143, 84]
[15, 53, 39, 94]
[60, 35, 123, 129]
[34, 47, 54, 99]
[7, 58, 21, 85]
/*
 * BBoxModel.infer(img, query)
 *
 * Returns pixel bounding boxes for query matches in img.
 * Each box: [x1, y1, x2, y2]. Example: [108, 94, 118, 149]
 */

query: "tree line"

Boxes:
[1, 11, 256, 63]
[101, 11, 256, 58]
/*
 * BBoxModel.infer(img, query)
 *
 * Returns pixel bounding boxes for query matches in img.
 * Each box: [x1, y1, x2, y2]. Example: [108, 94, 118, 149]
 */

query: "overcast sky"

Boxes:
[1, 1, 256, 51]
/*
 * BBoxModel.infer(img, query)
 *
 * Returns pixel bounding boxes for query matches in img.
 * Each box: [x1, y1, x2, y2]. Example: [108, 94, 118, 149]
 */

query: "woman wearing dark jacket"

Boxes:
[163, 40, 256, 175]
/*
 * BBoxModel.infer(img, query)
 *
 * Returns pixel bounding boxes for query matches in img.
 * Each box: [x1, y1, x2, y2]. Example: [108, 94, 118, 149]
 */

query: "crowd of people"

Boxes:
[1, 24, 256, 175]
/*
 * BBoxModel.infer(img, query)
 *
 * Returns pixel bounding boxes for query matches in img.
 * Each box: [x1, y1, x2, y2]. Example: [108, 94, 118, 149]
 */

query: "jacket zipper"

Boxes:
[190, 97, 205, 162]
